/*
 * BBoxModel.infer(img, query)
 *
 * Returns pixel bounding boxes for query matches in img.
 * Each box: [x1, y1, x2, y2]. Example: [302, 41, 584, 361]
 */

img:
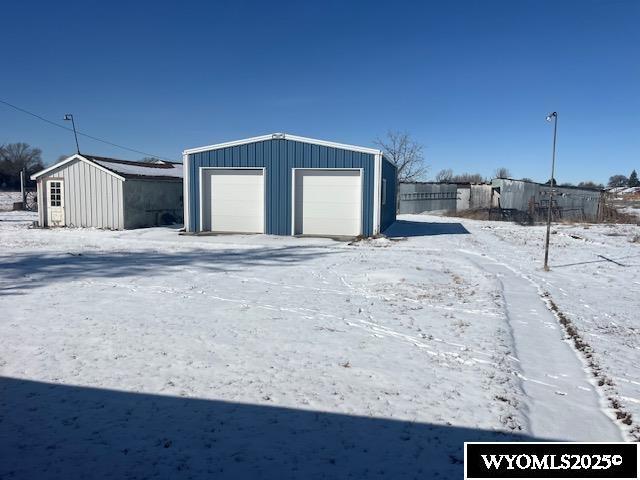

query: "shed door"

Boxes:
[294, 169, 362, 237]
[46, 179, 65, 227]
[209, 169, 264, 233]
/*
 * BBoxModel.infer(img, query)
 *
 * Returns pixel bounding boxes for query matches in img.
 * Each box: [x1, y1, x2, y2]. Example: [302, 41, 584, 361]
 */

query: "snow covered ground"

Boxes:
[0, 211, 638, 478]
[0, 191, 21, 211]
[621, 206, 640, 219]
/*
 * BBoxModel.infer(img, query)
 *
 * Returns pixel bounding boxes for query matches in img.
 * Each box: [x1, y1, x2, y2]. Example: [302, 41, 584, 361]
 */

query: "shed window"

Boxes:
[382, 179, 387, 206]
[49, 182, 61, 206]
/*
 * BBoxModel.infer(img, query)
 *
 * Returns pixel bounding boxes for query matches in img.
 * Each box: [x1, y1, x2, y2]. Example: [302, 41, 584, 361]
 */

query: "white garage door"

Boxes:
[294, 169, 362, 236]
[207, 169, 264, 233]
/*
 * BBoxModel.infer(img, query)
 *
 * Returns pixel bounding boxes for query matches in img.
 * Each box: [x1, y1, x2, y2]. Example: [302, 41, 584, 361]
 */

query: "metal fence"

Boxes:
[398, 183, 458, 214]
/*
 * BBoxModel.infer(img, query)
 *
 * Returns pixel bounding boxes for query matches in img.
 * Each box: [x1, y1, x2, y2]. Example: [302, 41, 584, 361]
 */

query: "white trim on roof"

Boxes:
[183, 133, 383, 156]
[30, 154, 126, 181]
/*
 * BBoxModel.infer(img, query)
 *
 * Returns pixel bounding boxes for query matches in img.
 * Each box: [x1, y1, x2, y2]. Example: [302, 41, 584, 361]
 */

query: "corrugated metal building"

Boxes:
[492, 178, 604, 221]
[31, 154, 183, 229]
[183, 133, 396, 237]
[398, 182, 498, 214]
[456, 184, 499, 211]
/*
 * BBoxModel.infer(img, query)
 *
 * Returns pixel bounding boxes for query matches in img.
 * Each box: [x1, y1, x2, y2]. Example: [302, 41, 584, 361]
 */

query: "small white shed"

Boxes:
[31, 154, 183, 229]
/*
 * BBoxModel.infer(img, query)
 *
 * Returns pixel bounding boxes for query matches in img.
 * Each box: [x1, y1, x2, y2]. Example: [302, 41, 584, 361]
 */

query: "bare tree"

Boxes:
[0, 143, 44, 190]
[0, 143, 42, 170]
[577, 181, 604, 189]
[374, 131, 428, 182]
[435, 168, 453, 183]
[494, 167, 511, 179]
[607, 174, 628, 188]
[452, 172, 485, 183]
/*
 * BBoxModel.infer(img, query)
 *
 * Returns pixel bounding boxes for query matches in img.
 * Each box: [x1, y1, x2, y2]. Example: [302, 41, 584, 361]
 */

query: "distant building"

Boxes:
[492, 178, 603, 221]
[30, 154, 183, 229]
[399, 178, 604, 222]
[398, 182, 497, 214]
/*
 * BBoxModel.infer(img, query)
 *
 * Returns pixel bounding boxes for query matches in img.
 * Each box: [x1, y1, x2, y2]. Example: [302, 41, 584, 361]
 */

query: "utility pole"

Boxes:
[64, 114, 80, 154]
[543, 112, 558, 271]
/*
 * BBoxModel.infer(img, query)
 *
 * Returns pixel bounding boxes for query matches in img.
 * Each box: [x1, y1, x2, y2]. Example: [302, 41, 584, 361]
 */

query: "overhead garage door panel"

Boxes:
[295, 170, 362, 236]
[208, 169, 264, 233]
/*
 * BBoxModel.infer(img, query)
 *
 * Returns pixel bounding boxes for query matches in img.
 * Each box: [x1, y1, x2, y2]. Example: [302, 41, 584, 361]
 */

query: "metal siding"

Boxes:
[109, 176, 115, 229]
[74, 161, 81, 226]
[107, 175, 114, 228]
[107, 175, 114, 229]
[398, 182, 457, 214]
[188, 138, 375, 236]
[103, 172, 110, 227]
[83, 161, 89, 226]
[36, 158, 124, 229]
[336, 148, 344, 169]
[101, 172, 109, 227]
[37, 179, 44, 226]
[80, 161, 89, 226]
[78, 162, 84, 226]
[328, 147, 336, 168]
[277, 140, 286, 229]
[240, 143, 248, 167]
[381, 158, 398, 231]
[113, 176, 119, 228]
[118, 179, 124, 229]
[94, 167, 102, 227]
[303, 143, 311, 168]
[285, 141, 295, 228]
[492, 178, 602, 221]
[89, 165, 96, 226]
[74, 162, 81, 226]
[84, 163, 93, 225]
[73, 161, 81, 226]
[188, 153, 197, 231]
[319, 145, 327, 170]
[114, 176, 121, 229]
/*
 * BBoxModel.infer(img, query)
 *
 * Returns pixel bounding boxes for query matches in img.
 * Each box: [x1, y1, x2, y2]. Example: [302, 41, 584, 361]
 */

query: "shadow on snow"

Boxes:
[0, 246, 336, 296]
[384, 220, 470, 238]
[0, 377, 546, 479]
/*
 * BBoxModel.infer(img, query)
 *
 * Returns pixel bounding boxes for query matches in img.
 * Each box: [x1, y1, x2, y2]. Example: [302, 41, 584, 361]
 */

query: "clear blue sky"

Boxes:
[1, 0, 638, 184]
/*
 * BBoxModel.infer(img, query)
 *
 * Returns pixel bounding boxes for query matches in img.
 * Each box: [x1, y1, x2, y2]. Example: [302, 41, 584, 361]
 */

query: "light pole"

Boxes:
[64, 114, 80, 154]
[543, 111, 558, 271]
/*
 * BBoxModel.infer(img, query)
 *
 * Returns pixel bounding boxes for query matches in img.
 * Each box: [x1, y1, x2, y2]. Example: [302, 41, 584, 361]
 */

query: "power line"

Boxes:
[0, 98, 176, 161]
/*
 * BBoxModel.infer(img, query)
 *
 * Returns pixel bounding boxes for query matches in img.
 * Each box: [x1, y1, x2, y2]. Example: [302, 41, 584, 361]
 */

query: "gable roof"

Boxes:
[183, 133, 383, 156]
[31, 154, 183, 181]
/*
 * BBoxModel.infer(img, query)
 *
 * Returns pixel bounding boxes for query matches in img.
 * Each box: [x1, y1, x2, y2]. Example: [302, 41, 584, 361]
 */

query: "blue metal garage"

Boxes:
[183, 133, 397, 237]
